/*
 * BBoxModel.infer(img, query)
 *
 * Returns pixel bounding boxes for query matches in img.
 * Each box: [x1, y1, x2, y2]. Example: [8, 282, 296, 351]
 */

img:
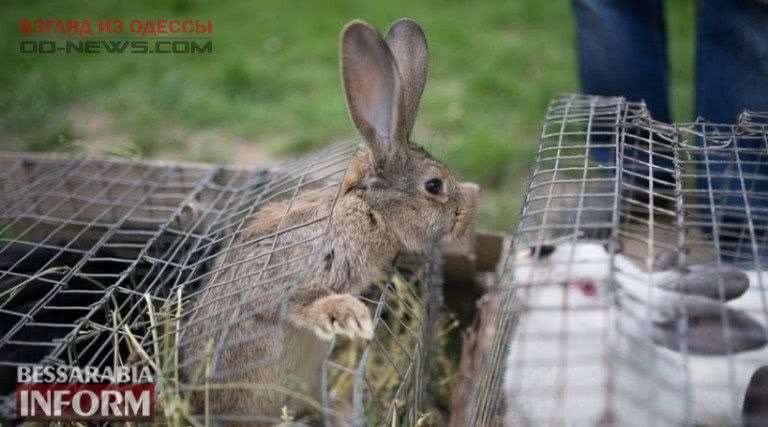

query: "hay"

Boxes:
[118, 263, 440, 425]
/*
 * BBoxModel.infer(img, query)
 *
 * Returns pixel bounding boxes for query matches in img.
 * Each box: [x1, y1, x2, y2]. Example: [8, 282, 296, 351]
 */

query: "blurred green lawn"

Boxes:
[0, 0, 694, 230]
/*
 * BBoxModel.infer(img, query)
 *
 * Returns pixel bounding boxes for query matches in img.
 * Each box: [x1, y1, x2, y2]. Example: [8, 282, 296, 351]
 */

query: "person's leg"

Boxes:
[572, 0, 674, 211]
[572, 0, 671, 124]
[695, 0, 768, 262]
[695, 0, 768, 122]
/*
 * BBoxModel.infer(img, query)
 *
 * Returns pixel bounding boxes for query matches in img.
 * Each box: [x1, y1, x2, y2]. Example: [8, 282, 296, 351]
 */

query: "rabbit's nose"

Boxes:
[450, 182, 477, 242]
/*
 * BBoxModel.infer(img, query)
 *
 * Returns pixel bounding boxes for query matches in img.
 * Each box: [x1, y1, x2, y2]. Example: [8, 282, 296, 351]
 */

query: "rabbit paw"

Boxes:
[304, 293, 374, 341]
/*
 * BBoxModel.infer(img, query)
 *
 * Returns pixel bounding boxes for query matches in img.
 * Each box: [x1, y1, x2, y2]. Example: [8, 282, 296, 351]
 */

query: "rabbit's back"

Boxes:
[180, 187, 337, 420]
[199, 186, 336, 322]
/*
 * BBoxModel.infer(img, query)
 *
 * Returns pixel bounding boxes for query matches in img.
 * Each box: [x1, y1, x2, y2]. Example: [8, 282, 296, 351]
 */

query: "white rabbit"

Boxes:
[503, 241, 768, 426]
[503, 243, 615, 426]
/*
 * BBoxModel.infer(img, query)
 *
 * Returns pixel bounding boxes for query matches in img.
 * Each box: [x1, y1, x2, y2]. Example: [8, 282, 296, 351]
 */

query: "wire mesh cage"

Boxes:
[472, 94, 768, 426]
[0, 142, 442, 425]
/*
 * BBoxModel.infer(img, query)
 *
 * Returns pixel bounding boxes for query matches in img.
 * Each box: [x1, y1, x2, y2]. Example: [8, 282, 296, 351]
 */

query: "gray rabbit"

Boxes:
[181, 18, 471, 425]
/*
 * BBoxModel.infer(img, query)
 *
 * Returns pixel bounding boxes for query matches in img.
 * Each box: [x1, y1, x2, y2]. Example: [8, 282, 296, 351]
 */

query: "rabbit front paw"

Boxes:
[303, 293, 374, 341]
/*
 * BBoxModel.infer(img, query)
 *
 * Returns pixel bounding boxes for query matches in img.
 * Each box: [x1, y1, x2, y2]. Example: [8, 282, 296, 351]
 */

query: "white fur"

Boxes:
[503, 242, 768, 426]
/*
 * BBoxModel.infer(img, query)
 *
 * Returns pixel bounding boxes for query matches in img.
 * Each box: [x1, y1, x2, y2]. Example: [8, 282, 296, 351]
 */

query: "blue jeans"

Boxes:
[573, 0, 768, 262]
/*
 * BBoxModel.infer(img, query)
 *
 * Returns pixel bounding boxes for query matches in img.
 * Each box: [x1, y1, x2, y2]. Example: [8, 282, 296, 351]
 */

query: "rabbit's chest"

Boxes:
[315, 231, 397, 293]
[318, 199, 400, 293]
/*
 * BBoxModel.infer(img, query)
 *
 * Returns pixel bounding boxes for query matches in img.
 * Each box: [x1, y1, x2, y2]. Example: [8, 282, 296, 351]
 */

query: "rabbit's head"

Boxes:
[339, 19, 471, 251]
[512, 242, 610, 304]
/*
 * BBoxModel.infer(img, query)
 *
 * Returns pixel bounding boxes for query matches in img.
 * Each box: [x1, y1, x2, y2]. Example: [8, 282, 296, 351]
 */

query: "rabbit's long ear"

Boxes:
[341, 20, 406, 164]
[653, 265, 750, 301]
[651, 297, 768, 355]
[384, 18, 428, 139]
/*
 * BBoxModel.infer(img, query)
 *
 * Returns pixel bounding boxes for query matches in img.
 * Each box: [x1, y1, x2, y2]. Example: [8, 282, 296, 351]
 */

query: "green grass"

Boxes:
[0, 0, 694, 230]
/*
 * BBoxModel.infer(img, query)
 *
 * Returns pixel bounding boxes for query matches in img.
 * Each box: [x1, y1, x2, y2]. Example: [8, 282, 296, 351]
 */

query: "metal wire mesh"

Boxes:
[472, 94, 768, 426]
[0, 142, 442, 425]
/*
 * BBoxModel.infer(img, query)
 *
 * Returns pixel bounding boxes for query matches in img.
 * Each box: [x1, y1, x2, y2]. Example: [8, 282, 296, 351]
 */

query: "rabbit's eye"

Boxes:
[425, 178, 442, 195]
[530, 245, 556, 259]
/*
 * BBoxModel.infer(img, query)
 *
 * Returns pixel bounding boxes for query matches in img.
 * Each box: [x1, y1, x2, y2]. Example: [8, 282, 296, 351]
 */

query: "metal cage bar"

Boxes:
[0, 144, 442, 425]
[473, 94, 768, 426]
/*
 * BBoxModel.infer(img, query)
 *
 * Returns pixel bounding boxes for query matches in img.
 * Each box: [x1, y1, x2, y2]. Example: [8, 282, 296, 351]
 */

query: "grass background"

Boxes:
[0, 0, 695, 230]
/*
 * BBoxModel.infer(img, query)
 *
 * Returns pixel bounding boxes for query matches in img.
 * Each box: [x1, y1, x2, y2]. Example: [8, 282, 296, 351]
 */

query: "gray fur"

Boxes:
[655, 263, 750, 301]
[384, 18, 428, 139]
[181, 18, 471, 424]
